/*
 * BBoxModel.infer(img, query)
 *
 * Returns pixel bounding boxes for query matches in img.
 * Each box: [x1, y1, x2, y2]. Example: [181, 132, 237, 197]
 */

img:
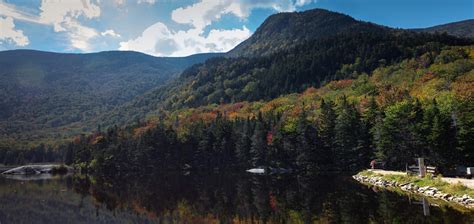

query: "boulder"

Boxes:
[2, 165, 72, 175]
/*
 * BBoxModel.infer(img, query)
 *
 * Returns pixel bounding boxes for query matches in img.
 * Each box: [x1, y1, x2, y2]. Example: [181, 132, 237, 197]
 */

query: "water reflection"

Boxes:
[0, 173, 473, 223]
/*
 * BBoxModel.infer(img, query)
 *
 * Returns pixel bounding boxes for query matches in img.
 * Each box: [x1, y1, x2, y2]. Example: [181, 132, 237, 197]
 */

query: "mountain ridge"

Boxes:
[412, 19, 474, 38]
[0, 50, 221, 147]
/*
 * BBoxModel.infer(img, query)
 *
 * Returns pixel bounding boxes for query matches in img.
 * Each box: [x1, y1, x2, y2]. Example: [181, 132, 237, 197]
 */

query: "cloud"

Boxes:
[101, 29, 121, 38]
[120, 0, 313, 56]
[171, 0, 298, 30]
[119, 22, 251, 56]
[0, 0, 101, 51]
[38, 0, 101, 51]
[295, 0, 314, 6]
[114, 0, 126, 6]
[137, 0, 157, 4]
[120, 21, 251, 56]
[0, 1, 40, 24]
[0, 16, 29, 46]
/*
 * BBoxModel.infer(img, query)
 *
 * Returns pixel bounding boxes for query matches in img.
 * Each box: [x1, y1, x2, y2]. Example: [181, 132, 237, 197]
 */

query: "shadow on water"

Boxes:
[0, 172, 473, 223]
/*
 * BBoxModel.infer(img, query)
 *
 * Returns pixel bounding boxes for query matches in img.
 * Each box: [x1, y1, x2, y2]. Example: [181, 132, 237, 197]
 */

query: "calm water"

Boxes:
[0, 172, 472, 224]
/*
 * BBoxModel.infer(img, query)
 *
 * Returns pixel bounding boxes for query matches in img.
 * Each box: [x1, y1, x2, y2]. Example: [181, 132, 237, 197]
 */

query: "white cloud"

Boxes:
[119, 22, 173, 55]
[295, 0, 314, 6]
[171, 0, 298, 31]
[0, 0, 101, 51]
[0, 1, 40, 24]
[119, 22, 251, 56]
[114, 0, 126, 6]
[0, 16, 29, 46]
[121, 0, 314, 56]
[38, 0, 101, 51]
[101, 29, 121, 38]
[137, 0, 156, 4]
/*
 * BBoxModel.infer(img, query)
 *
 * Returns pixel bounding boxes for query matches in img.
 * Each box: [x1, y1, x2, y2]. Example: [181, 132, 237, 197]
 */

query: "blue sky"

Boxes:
[0, 0, 472, 56]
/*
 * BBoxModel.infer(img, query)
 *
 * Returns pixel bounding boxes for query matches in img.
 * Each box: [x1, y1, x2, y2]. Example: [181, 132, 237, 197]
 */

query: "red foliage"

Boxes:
[269, 193, 277, 211]
[228, 102, 244, 112]
[73, 135, 82, 144]
[266, 131, 273, 145]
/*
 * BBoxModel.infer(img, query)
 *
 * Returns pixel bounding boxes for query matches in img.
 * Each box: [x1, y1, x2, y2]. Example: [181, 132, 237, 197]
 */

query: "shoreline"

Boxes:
[353, 170, 474, 210]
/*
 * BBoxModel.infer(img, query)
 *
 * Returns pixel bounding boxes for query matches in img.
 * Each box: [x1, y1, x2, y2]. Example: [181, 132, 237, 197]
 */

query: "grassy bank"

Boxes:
[358, 170, 474, 198]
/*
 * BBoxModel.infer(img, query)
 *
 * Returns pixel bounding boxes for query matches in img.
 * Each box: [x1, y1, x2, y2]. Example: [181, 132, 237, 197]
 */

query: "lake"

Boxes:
[0, 172, 473, 223]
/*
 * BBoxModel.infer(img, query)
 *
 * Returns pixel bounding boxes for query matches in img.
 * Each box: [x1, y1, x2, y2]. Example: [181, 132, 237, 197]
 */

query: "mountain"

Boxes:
[2, 9, 472, 148]
[100, 10, 471, 124]
[413, 19, 474, 38]
[49, 46, 474, 174]
[0, 50, 220, 146]
[227, 9, 387, 57]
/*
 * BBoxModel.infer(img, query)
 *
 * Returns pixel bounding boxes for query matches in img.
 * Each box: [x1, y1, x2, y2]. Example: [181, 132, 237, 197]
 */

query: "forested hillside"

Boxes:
[413, 19, 474, 38]
[0, 50, 219, 147]
[1, 9, 473, 170]
[23, 46, 470, 173]
[100, 31, 471, 129]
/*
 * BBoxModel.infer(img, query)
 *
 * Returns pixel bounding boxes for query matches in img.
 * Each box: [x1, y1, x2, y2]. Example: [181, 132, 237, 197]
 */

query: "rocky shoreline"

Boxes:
[353, 174, 474, 209]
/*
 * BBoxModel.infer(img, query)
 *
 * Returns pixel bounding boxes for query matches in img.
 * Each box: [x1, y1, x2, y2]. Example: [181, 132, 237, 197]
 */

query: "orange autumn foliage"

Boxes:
[452, 75, 474, 100]
[328, 79, 353, 90]
[133, 120, 157, 138]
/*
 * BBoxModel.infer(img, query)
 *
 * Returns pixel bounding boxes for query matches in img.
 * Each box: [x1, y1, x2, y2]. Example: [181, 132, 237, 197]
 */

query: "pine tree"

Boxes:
[334, 96, 360, 170]
[425, 99, 458, 169]
[375, 100, 421, 169]
[64, 143, 75, 165]
[250, 113, 267, 167]
[295, 106, 320, 171]
[236, 118, 253, 168]
[319, 99, 336, 168]
[197, 128, 215, 170]
[361, 96, 379, 165]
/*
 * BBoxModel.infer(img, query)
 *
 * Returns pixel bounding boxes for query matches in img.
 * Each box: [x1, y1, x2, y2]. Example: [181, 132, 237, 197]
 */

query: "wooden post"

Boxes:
[418, 158, 426, 177]
[422, 198, 430, 216]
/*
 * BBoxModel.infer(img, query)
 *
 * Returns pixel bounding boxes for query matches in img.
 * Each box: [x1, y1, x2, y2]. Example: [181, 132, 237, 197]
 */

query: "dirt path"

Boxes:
[441, 177, 474, 189]
[369, 169, 474, 189]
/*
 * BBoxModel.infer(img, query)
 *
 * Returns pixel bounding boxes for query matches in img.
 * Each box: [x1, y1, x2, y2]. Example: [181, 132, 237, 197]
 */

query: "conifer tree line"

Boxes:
[58, 94, 472, 175]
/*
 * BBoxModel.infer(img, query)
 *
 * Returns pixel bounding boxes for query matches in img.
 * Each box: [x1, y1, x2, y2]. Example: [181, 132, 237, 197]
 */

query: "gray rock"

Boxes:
[2, 164, 72, 175]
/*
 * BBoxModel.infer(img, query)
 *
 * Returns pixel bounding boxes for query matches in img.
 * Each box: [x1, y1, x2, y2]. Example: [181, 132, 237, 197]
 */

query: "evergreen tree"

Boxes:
[425, 99, 458, 169]
[64, 143, 75, 165]
[250, 113, 267, 167]
[361, 97, 379, 165]
[318, 99, 336, 168]
[455, 99, 474, 166]
[295, 106, 321, 171]
[334, 96, 360, 170]
[236, 118, 253, 168]
[375, 100, 423, 169]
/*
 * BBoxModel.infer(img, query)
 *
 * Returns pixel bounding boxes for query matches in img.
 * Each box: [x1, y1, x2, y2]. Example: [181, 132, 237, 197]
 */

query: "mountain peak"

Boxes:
[227, 8, 385, 57]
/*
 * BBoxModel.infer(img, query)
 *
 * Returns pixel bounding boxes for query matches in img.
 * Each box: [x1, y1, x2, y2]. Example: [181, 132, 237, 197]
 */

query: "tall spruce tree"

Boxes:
[250, 112, 267, 167]
[318, 99, 336, 168]
[334, 96, 360, 170]
[236, 118, 253, 168]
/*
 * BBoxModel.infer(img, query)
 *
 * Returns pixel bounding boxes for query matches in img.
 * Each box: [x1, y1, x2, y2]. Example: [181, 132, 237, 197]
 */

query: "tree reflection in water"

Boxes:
[76, 172, 474, 223]
[0, 173, 473, 223]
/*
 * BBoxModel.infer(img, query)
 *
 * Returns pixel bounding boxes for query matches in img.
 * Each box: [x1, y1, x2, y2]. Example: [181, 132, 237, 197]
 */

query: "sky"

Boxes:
[0, 0, 472, 57]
